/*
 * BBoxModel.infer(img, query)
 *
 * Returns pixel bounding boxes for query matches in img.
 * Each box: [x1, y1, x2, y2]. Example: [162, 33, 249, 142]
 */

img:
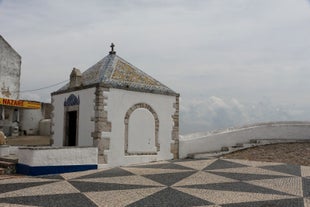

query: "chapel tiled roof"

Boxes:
[55, 51, 177, 96]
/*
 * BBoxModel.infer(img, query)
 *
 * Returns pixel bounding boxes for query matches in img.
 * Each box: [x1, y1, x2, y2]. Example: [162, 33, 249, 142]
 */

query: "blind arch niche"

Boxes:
[124, 103, 159, 155]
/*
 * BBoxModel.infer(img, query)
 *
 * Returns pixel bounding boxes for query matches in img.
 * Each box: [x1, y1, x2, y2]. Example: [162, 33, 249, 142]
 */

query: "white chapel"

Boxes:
[51, 44, 179, 166]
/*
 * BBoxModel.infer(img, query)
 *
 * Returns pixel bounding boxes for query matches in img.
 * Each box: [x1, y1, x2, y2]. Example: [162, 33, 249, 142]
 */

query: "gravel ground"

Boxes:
[222, 142, 310, 166]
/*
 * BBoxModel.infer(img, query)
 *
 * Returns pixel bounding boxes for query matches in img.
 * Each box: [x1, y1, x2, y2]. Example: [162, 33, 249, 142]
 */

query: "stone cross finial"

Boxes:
[109, 43, 116, 54]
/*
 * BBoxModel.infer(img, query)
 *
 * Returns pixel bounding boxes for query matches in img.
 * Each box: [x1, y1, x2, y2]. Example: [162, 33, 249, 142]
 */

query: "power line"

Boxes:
[19, 79, 69, 93]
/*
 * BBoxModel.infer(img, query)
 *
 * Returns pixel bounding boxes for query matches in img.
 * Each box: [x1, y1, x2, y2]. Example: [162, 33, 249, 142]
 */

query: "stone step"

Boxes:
[0, 155, 18, 164]
[0, 160, 15, 167]
[0, 160, 16, 174]
[0, 168, 4, 175]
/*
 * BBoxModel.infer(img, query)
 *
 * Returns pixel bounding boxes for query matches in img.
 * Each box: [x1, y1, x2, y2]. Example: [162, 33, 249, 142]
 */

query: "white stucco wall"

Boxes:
[20, 109, 44, 135]
[18, 147, 98, 166]
[52, 87, 95, 147]
[106, 88, 176, 166]
[0, 37, 21, 99]
[179, 122, 310, 158]
[0, 145, 9, 156]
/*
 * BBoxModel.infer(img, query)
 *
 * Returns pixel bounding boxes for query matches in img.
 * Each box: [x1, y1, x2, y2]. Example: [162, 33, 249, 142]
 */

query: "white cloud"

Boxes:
[180, 96, 307, 134]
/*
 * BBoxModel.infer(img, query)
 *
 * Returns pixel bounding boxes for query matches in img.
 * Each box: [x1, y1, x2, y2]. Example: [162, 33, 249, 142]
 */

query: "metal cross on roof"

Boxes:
[109, 43, 116, 54]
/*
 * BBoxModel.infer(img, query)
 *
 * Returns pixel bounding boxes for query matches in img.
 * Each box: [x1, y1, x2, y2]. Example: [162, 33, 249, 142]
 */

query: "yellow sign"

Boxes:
[0, 98, 41, 109]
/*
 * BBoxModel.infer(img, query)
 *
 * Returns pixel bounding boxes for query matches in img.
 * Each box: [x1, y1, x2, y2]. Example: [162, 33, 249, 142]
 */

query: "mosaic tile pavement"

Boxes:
[0, 158, 309, 207]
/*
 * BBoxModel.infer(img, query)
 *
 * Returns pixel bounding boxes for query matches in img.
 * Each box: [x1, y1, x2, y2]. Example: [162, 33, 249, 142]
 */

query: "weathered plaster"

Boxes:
[0, 36, 21, 99]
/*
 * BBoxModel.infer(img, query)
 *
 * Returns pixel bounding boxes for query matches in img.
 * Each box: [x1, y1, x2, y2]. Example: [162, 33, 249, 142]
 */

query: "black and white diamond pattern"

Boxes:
[0, 158, 309, 207]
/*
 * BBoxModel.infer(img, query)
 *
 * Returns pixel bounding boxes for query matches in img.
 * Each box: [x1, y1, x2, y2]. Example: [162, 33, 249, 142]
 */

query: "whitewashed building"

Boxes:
[51, 45, 179, 166]
[0, 35, 47, 137]
[0, 35, 21, 100]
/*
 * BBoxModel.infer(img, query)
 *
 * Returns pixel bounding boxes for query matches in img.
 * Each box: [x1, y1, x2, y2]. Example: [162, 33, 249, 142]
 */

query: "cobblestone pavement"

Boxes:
[0, 158, 310, 207]
[223, 143, 310, 166]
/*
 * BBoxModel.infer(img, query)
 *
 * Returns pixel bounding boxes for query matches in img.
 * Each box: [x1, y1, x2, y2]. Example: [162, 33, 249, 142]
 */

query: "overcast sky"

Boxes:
[1, 0, 310, 134]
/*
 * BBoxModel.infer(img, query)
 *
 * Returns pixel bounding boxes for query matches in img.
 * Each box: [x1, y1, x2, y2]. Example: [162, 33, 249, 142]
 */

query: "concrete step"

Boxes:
[0, 160, 16, 175]
[0, 155, 18, 164]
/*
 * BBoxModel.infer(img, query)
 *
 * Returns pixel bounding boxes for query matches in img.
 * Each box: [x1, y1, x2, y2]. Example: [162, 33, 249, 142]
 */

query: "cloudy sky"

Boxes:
[1, 0, 310, 134]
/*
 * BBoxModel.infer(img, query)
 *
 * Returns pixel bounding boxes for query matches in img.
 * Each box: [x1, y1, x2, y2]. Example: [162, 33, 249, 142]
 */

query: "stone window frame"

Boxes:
[124, 103, 160, 156]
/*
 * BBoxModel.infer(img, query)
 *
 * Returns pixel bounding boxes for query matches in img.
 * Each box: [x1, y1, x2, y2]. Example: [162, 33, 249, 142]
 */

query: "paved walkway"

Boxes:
[0, 158, 309, 207]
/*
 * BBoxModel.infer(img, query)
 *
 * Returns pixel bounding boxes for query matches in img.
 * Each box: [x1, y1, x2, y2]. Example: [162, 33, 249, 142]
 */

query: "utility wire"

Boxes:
[18, 79, 69, 93]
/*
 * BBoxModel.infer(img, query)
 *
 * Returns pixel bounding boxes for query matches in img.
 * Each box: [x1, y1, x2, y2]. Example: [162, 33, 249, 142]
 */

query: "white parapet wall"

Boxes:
[16, 146, 98, 176]
[179, 121, 310, 158]
[0, 145, 9, 156]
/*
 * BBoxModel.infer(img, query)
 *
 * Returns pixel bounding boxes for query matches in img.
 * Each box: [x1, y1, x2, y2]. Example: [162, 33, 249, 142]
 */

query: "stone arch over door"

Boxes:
[124, 103, 159, 155]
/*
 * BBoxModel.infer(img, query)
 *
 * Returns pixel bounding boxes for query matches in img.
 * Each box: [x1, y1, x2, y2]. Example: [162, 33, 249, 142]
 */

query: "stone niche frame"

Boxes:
[124, 103, 159, 156]
[63, 94, 80, 146]
[171, 95, 180, 159]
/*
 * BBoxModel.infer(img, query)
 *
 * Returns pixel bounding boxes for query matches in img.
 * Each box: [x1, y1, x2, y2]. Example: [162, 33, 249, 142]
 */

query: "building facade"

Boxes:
[0, 35, 22, 136]
[0, 35, 49, 137]
[51, 46, 179, 166]
[0, 35, 21, 100]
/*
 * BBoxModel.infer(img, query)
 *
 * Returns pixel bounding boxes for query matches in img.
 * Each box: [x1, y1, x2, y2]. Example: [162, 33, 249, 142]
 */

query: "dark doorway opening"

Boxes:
[65, 111, 77, 146]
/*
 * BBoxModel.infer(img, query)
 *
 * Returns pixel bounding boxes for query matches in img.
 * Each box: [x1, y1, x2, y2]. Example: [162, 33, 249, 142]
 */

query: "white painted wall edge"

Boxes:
[18, 147, 98, 166]
[179, 121, 310, 158]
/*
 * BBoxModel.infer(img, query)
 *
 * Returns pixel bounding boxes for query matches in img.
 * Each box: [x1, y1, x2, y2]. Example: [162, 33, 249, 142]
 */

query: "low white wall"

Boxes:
[0, 145, 18, 156]
[0, 145, 9, 156]
[20, 109, 44, 135]
[179, 121, 310, 158]
[18, 147, 98, 166]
